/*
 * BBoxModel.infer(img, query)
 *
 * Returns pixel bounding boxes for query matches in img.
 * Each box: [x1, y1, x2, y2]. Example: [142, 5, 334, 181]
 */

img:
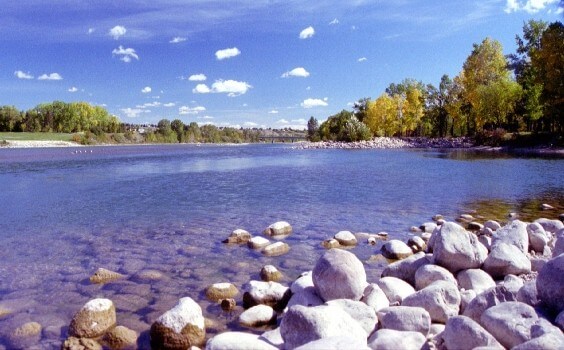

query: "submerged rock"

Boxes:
[262, 242, 290, 256]
[205, 283, 239, 302]
[263, 221, 292, 236]
[334, 230, 357, 246]
[89, 267, 124, 284]
[260, 265, 282, 282]
[103, 325, 138, 349]
[8, 321, 42, 348]
[222, 229, 252, 244]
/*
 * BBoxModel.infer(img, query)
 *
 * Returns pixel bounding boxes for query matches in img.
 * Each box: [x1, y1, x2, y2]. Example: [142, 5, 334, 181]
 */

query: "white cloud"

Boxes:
[170, 37, 187, 43]
[504, 0, 558, 13]
[200, 115, 214, 119]
[121, 108, 148, 118]
[306, 86, 311, 91]
[141, 86, 152, 94]
[193, 80, 252, 97]
[268, 110, 279, 114]
[87, 28, 95, 35]
[299, 26, 315, 39]
[244, 122, 258, 127]
[277, 119, 289, 124]
[112, 46, 139, 63]
[163, 102, 176, 107]
[188, 74, 207, 81]
[358, 57, 368, 62]
[556, 7, 564, 14]
[68, 87, 78, 92]
[137, 101, 161, 108]
[215, 47, 241, 60]
[38, 73, 63, 80]
[14, 70, 34, 79]
[301, 98, 328, 108]
[109, 25, 127, 40]
[281, 67, 310, 78]
[329, 18, 339, 25]
[179, 105, 206, 115]
[292, 118, 307, 124]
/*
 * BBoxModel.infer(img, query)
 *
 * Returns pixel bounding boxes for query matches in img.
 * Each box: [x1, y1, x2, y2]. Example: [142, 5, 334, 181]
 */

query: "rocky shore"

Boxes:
[4, 212, 564, 349]
[294, 137, 475, 150]
[1, 140, 81, 148]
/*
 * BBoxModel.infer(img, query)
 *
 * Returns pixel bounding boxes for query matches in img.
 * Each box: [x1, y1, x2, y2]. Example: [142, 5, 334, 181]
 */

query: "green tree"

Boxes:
[319, 110, 371, 141]
[352, 98, 371, 123]
[307, 116, 320, 141]
[171, 119, 185, 142]
[0, 106, 22, 132]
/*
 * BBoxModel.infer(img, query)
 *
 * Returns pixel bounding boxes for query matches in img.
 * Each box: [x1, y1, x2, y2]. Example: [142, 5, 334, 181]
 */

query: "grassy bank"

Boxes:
[0, 132, 74, 142]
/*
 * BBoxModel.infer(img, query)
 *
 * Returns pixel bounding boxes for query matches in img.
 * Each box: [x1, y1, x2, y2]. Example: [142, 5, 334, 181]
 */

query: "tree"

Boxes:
[365, 93, 398, 137]
[319, 110, 371, 141]
[306, 116, 320, 141]
[0, 106, 22, 132]
[475, 79, 522, 129]
[171, 119, 185, 142]
[352, 98, 371, 122]
[425, 75, 454, 137]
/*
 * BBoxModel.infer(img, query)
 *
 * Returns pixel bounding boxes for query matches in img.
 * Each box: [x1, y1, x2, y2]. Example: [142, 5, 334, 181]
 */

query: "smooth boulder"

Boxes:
[367, 329, 426, 350]
[480, 301, 538, 349]
[326, 299, 377, 334]
[361, 283, 390, 312]
[483, 242, 531, 278]
[206, 331, 278, 350]
[381, 252, 431, 286]
[376, 306, 431, 335]
[260, 265, 282, 282]
[205, 283, 239, 302]
[243, 280, 291, 310]
[69, 298, 117, 338]
[376, 277, 415, 304]
[442, 316, 503, 350]
[312, 249, 367, 302]
[262, 242, 290, 256]
[150, 297, 206, 349]
[334, 231, 357, 246]
[414, 264, 456, 290]
[402, 281, 460, 323]
[223, 229, 251, 244]
[239, 305, 276, 327]
[432, 222, 487, 273]
[263, 221, 292, 236]
[381, 240, 413, 260]
[456, 269, 496, 295]
[537, 253, 564, 314]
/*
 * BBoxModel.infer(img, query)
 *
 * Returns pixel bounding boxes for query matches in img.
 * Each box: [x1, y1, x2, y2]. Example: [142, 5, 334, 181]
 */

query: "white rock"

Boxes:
[535, 218, 564, 233]
[381, 240, 414, 260]
[553, 228, 564, 257]
[516, 281, 539, 307]
[312, 249, 367, 302]
[376, 277, 415, 304]
[294, 336, 369, 350]
[223, 229, 252, 244]
[407, 236, 426, 252]
[263, 221, 292, 236]
[480, 301, 538, 349]
[414, 264, 457, 290]
[556, 310, 564, 331]
[243, 280, 291, 310]
[381, 252, 431, 286]
[334, 231, 357, 246]
[459, 289, 477, 314]
[262, 242, 290, 256]
[491, 220, 529, 253]
[248, 236, 271, 249]
[361, 283, 390, 312]
[463, 285, 518, 323]
[442, 315, 503, 350]
[527, 222, 550, 253]
[433, 222, 487, 273]
[150, 297, 206, 348]
[69, 298, 116, 338]
[290, 271, 314, 294]
[326, 299, 377, 334]
[286, 286, 324, 309]
[537, 253, 564, 314]
[239, 305, 276, 327]
[376, 306, 431, 335]
[280, 305, 367, 349]
[456, 269, 496, 295]
[402, 281, 460, 323]
[205, 331, 278, 350]
[260, 328, 284, 348]
[484, 220, 501, 231]
[512, 332, 564, 350]
[420, 222, 437, 233]
[367, 329, 427, 350]
[483, 242, 531, 278]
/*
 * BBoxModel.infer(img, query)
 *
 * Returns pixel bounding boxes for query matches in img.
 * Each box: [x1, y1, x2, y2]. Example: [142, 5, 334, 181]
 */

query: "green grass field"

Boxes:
[0, 132, 75, 142]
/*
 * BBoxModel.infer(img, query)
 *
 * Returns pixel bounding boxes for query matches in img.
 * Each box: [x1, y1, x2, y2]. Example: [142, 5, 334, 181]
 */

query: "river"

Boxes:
[0, 144, 562, 347]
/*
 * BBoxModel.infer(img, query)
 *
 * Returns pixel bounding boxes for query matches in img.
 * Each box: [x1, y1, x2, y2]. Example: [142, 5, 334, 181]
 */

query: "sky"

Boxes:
[1, 1, 563, 130]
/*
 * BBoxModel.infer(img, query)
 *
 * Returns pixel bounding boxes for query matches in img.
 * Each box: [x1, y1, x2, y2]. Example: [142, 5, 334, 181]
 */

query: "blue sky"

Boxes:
[1, 1, 562, 129]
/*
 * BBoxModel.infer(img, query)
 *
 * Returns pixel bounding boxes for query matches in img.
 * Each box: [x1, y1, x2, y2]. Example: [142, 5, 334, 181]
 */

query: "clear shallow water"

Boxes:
[0, 144, 563, 347]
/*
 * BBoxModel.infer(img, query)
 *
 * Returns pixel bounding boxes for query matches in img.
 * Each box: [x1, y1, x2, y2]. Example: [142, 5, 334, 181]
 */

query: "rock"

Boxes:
[433, 222, 487, 273]
[334, 230, 357, 246]
[367, 329, 427, 350]
[459, 289, 477, 314]
[527, 222, 550, 253]
[537, 253, 564, 314]
[8, 321, 42, 348]
[478, 235, 492, 251]
[248, 236, 271, 249]
[321, 239, 340, 249]
[534, 218, 564, 234]
[134, 269, 165, 282]
[103, 325, 138, 349]
[407, 236, 426, 252]
[381, 240, 414, 260]
[512, 332, 564, 350]
[222, 229, 251, 244]
[442, 316, 503, 350]
[290, 271, 314, 294]
[459, 214, 475, 222]
[484, 220, 501, 231]
[414, 264, 457, 290]
[491, 220, 529, 254]
[376, 306, 431, 335]
[263, 221, 292, 236]
[280, 304, 367, 349]
[205, 283, 239, 302]
[542, 203, 555, 210]
[312, 248, 367, 302]
[220, 299, 236, 312]
[463, 285, 518, 323]
[89, 268, 124, 284]
[381, 252, 431, 286]
[149, 297, 206, 349]
[402, 281, 460, 323]
[326, 299, 377, 334]
[480, 301, 538, 348]
[260, 265, 282, 282]
[361, 283, 390, 312]
[243, 280, 291, 310]
[205, 331, 278, 350]
[420, 222, 437, 233]
[530, 255, 548, 272]
[483, 242, 531, 278]
[554, 228, 564, 257]
[516, 281, 539, 307]
[557, 311, 564, 331]
[286, 286, 324, 309]
[239, 305, 276, 327]
[377, 277, 415, 304]
[262, 242, 290, 256]
[410, 226, 422, 233]
[503, 274, 524, 292]
[294, 336, 369, 350]
[367, 237, 377, 245]
[432, 214, 444, 222]
[62, 337, 102, 350]
[69, 298, 117, 338]
[260, 328, 284, 348]
[468, 222, 484, 231]
[456, 269, 496, 295]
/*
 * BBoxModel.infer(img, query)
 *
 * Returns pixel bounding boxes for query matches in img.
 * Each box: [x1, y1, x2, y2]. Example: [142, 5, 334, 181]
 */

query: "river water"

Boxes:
[0, 144, 562, 347]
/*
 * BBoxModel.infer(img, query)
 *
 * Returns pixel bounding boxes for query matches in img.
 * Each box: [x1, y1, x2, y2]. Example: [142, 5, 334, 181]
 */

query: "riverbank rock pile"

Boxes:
[54, 213, 563, 349]
[295, 137, 474, 150]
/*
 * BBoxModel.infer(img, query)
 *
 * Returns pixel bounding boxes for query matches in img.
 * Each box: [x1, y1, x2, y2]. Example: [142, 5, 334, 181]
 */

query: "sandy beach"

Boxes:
[2, 140, 82, 148]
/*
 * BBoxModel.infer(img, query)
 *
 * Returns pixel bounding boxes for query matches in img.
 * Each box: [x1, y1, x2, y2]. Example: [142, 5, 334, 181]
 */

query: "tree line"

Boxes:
[308, 20, 563, 142]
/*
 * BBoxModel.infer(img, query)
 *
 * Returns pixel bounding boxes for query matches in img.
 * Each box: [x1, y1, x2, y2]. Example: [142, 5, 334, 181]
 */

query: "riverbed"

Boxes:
[0, 144, 562, 347]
